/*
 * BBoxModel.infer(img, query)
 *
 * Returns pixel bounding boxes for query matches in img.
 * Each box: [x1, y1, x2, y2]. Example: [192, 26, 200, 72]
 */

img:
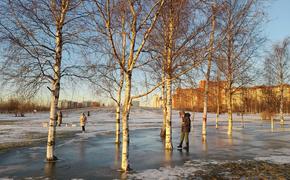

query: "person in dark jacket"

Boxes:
[177, 112, 191, 150]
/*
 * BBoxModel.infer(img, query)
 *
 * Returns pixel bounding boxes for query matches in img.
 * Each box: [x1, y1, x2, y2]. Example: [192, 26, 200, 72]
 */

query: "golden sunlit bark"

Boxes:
[160, 71, 167, 138]
[216, 70, 220, 129]
[164, 2, 174, 150]
[121, 72, 132, 171]
[202, 4, 216, 136]
[279, 84, 284, 125]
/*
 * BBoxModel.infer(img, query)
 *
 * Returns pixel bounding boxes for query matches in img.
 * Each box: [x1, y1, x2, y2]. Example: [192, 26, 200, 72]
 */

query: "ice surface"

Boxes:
[1, 107, 290, 179]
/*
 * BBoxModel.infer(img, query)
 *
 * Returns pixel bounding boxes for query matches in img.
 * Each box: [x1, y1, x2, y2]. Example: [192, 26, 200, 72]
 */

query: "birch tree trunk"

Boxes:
[46, 27, 63, 161]
[227, 20, 233, 136]
[121, 72, 132, 171]
[279, 84, 284, 125]
[227, 89, 233, 135]
[115, 78, 124, 144]
[115, 85, 122, 143]
[160, 73, 167, 138]
[202, 5, 216, 136]
[216, 70, 220, 129]
[165, 75, 172, 150]
[164, 3, 173, 150]
[115, 11, 126, 144]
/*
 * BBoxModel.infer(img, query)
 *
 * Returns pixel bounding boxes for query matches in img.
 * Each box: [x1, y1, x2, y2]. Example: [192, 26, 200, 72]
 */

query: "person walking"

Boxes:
[57, 111, 63, 126]
[80, 112, 87, 133]
[177, 111, 191, 150]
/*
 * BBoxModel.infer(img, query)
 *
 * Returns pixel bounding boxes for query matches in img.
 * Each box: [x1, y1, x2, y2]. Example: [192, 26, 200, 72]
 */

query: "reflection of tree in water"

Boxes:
[114, 143, 121, 168]
[202, 134, 207, 144]
[228, 134, 233, 146]
[164, 150, 172, 166]
[44, 162, 56, 178]
[202, 136, 208, 154]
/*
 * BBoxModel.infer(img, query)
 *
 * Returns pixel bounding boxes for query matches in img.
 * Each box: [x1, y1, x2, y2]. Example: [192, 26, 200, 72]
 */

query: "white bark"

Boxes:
[115, 104, 121, 144]
[121, 73, 131, 171]
[165, 76, 172, 150]
[115, 70, 124, 144]
[46, 0, 68, 161]
[46, 88, 58, 161]
[164, 4, 173, 150]
[160, 71, 167, 138]
[46, 29, 62, 161]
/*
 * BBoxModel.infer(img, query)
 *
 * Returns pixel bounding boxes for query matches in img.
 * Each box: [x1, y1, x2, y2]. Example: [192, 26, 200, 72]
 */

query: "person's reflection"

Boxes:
[44, 162, 56, 178]
[114, 143, 121, 168]
[164, 149, 172, 166]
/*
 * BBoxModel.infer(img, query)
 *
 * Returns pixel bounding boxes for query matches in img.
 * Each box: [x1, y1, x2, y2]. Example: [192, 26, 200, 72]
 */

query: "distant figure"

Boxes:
[57, 111, 63, 126]
[80, 113, 87, 132]
[87, 111, 90, 117]
[177, 111, 191, 150]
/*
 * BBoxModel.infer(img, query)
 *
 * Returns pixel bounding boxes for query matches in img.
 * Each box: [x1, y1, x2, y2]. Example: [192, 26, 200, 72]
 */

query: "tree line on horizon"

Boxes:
[0, 0, 289, 172]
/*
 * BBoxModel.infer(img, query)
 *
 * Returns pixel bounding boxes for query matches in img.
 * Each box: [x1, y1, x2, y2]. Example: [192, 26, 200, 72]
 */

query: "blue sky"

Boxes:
[265, 0, 290, 43]
[40, 0, 290, 104]
[1, 0, 290, 104]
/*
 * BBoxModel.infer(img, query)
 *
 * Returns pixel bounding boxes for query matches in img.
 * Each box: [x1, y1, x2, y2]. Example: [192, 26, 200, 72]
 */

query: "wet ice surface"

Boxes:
[0, 108, 290, 179]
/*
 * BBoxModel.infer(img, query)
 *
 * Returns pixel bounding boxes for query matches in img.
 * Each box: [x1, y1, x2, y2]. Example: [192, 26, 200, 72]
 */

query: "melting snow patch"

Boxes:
[128, 165, 200, 180]
[255, 156, 290, 164]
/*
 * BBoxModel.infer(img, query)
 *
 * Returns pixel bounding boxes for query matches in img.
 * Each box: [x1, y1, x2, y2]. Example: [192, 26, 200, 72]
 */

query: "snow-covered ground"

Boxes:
[1, 107, 290, 179]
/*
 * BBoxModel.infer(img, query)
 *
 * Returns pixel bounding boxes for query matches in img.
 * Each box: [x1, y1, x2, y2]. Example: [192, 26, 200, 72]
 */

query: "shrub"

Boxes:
[260, 110, 275, 120]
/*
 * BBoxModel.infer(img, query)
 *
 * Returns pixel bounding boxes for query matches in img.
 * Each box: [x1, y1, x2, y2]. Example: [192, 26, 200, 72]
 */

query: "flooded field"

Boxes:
[1, 108, 290, 179]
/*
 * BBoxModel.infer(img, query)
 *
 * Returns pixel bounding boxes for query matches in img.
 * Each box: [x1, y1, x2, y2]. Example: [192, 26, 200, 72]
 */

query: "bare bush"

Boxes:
[260, 111, 275, 120]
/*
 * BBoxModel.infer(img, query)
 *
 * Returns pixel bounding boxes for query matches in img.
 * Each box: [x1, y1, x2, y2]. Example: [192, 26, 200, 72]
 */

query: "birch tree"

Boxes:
[92, 0, 164, 171]
[216, 0, 266, 135]
[0, 0, 88, 161]
[146, 0, 208, 146]
[202, 2, 216, 138]
[264, 37, 290, 125]
[88, 58, 124, 144]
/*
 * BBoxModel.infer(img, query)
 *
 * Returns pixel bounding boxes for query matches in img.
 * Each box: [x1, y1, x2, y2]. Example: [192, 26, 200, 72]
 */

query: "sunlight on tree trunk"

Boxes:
[115, 104, 121, 144]
[279, 85, 284, 125]
[216, 70, 220, 129]
[227, 90, 233, 135]
[46, 89, 58, 161]
[202, 4, 216, 136]
[271, 116, 274, 132]
[46, 9, 66, 159]
[121, 73, 131, 171]
[160, 72, 167, 138]
[164, 3, 173, 150]
[115, 71, 124, 144]
[165, 76, 172, 150]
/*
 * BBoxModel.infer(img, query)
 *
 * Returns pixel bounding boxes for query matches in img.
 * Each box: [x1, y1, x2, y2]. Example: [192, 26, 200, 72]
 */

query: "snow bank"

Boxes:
[128, 165, 200, 179]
